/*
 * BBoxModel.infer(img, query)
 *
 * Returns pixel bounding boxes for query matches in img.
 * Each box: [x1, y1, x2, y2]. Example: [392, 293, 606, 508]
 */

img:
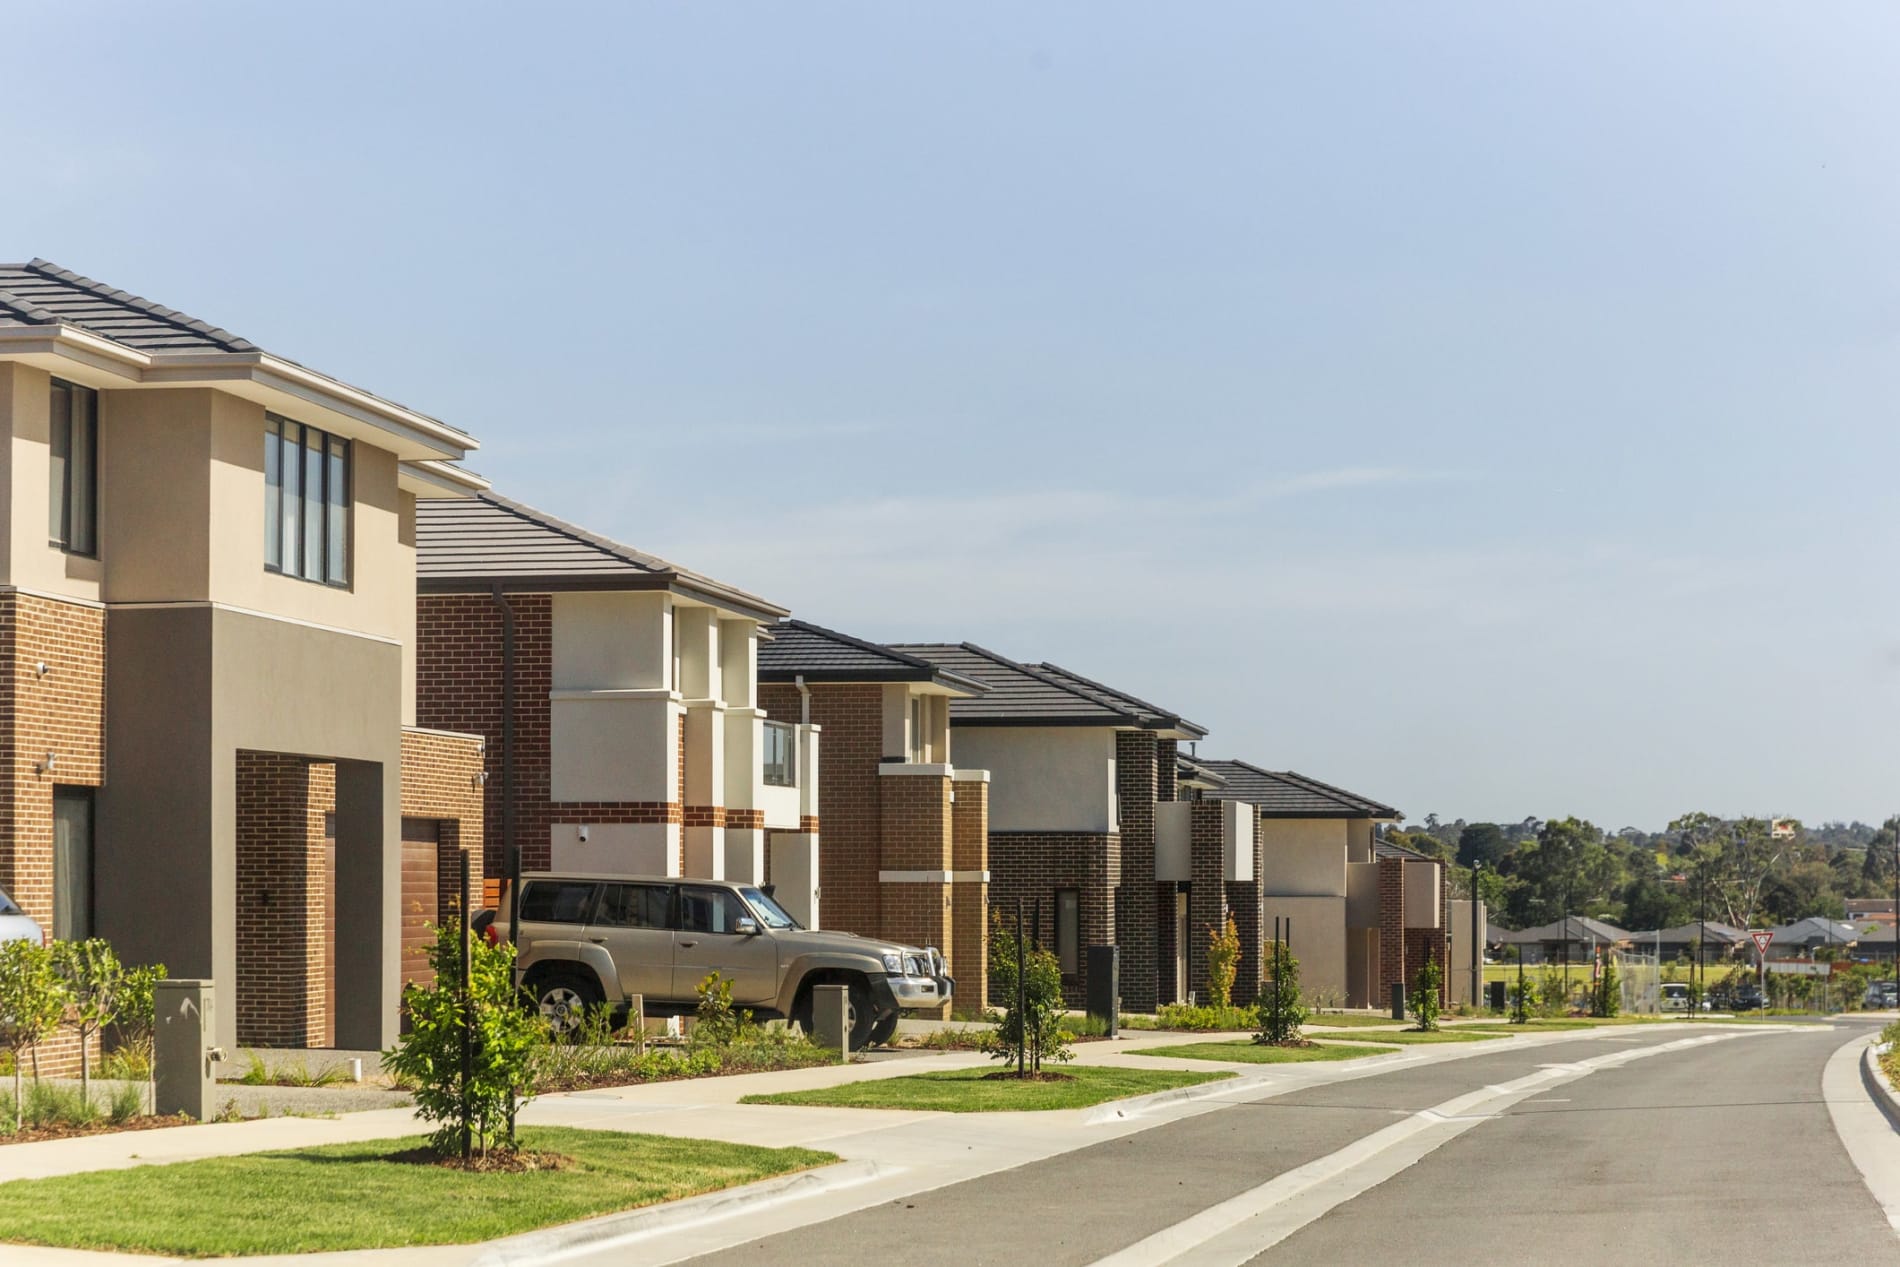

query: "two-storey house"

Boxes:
[0, 259, 488, 1062]
[412, 495, 822, 1008]
[756, 619, 992, 1012]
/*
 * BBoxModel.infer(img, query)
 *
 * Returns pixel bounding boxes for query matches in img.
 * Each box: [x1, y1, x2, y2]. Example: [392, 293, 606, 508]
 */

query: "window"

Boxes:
[909, 696, 926, 763]
[762, 720, 796, 787]
[594, 883, 673, 929]
[679, 886, 748, 934]
[517, 881, 597, 925]
[264, 415, 350, 585]
[740, 886, 800, 930]
[52, 788, 94, 941]
[48, 379, 97, 556]
[1055, 887, 1080, 976]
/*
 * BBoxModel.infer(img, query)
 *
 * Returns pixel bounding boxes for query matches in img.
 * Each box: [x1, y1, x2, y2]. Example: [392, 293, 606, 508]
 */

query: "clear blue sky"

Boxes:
[7, 3, 1895, 830]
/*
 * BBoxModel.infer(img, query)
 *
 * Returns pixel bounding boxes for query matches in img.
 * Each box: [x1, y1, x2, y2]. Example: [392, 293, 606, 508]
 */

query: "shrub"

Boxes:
[1153, 1003, 1258, 1032]
[1206, 916, 1241, 1009]
[52, 939, 122, 1109]
[382, 921, 544, 1158]
[1592, 957, 1620, 1018]
[691, 971, 751, 1049]
[988, 912, 1071, 1074]
[1509, 973, 1532, 1024]
[0, 940, 67, 1131]
[1410, 956, 1443, 1032]
[1534, 967, 1571, 1018]
[1255, 941, 1308, 1045]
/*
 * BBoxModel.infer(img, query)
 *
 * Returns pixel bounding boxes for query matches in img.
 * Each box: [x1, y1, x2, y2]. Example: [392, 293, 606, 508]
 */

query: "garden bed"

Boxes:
[0, 1126, 836, 1258]
[740, 1064, 1229, 1112]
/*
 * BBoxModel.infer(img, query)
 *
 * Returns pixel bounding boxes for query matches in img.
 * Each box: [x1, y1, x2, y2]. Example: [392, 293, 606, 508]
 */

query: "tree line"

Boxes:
[1382, 813, 1900, 933]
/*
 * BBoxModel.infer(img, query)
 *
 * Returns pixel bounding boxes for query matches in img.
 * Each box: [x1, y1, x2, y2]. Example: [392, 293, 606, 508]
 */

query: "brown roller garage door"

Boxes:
[401, 818, 442, 991]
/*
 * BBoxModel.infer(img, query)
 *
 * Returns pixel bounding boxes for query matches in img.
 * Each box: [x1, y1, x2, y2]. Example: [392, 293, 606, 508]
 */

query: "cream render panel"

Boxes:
[1259, 818, 1349, 897]
[1404, 859, 1442, 928]
[551, 591, 671, 690]
[951, 725, 1118, 833]
[549, 693, 678, 802]
[1155, 802, 1190, 882]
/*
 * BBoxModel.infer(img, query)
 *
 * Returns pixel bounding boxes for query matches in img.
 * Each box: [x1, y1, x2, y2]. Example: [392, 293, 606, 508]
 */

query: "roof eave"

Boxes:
[400, 460, 490, 499]
[419, 570, 787, 622]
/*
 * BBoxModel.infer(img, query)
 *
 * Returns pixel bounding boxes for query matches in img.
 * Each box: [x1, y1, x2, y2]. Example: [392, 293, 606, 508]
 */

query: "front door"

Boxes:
[586, 882, 677, 1005]
[674, 885, 778, 1005]
[1174, 891, 1190, 1003]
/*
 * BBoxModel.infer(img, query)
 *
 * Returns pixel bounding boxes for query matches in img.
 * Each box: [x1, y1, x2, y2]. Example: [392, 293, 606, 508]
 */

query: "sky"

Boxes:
[4, 3, 1896, 830]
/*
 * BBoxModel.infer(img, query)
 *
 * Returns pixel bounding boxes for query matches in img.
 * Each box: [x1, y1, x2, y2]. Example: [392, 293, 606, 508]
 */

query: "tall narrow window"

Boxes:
[263, 414, 350, 585]
[909, 696, 926, 763]
[1055, 888, 1080, 976]
[52, 788, 94, 941]
[48, 379, 98, 556]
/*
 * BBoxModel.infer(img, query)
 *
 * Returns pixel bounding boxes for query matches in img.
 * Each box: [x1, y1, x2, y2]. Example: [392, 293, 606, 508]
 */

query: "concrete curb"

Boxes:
[465, 1158, 886, 1267]
[1079, 1071, 1275, 1125]
[1859, 1042, 1900, 1133]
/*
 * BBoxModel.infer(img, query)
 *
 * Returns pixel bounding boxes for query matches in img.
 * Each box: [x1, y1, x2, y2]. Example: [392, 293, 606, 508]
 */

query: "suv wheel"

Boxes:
[534, 972, 602, 1036]
[867, 1012, 899, 1047]
[794, 976, 880, 1049]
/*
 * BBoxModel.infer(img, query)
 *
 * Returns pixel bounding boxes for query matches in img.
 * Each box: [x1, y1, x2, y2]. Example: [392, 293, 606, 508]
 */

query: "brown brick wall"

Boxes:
[761, 682, 881, 936]
[399, 728, 487, 922]
[950, 778, 989, 1013]
[235, 754, 330, 1048]
[1186, 800, 1227, 1006]
[1226, 814, 1267, 1006]
[1114, 730, 1159, 1011]
[417, 593, 682, 879]
[990, 831, 1119, 1009]
[1378, 857, 1406, 1002]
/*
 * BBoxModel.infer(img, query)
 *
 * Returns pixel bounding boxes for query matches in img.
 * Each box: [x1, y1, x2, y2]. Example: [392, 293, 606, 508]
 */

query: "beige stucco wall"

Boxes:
[1265, 895, 1348, 1005]
[950, 725, 1118, 833]
[1260, 818, 1349, 897]
[1405, 859, 1442, 928]
[0, 362, 107, 601]
[1346, 860, 1380, 927]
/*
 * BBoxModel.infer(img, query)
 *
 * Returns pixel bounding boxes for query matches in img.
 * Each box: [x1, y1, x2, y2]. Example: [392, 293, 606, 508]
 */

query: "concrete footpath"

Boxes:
[0, 1020, 1840, 1266]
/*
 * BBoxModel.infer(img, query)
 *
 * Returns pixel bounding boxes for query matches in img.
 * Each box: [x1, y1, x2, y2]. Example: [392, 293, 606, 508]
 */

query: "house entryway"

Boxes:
[1173, 890, 1189, 1002]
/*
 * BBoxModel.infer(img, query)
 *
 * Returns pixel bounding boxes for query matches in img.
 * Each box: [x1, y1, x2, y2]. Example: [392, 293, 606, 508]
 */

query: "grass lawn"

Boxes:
[740, 1064, 1230, 1112]
[1307, 1028, 1503, 1045]
[1303, 1013, 1409, 1028]
[0, 1127, 835, 1258]
[1133, 1040, 1398, 1064]
[1458, 1019, 1602, 1032]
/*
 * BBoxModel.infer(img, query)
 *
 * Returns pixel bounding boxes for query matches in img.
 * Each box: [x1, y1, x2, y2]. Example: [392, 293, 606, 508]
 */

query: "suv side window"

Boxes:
[595, 883, 673, 929]
[518, 881, 597, 924]
[679, 886, 747, 935]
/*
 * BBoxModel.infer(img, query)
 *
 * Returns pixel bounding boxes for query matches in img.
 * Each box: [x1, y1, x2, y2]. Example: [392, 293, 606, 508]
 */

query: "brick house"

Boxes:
[885, 644, 1248, 1013]
[0, 259, 488, 1062]
[755, 619, 992, 1014]
[413, 494, 824, 949]
[1197, 760, 1447, 1008]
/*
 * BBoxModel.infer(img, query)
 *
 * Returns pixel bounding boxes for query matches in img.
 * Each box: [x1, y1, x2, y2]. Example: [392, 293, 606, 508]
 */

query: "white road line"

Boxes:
[1088, 1031, 1754, 1267]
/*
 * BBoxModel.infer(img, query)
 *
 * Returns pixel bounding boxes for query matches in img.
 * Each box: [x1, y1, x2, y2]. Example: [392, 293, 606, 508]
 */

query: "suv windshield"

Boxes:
[741, 887, 800, 930]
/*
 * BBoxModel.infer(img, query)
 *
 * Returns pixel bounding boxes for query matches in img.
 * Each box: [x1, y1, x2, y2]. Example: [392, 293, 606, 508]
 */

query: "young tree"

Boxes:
[1410, 955, 1443, 1032]
[0, 941, 67, 1130]
[1205, 916, 1241, 1010]
[1254, 940, 1308, 1046]
[988, 913, 1070, 1075]
[52, 939, 122, 1109]
[1592, 956, 1621, 1018]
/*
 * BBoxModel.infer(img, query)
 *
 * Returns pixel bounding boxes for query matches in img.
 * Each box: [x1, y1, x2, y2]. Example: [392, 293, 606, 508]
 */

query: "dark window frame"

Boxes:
[264, 414, 352, 588]
[48, 378, 99, 558]
[52, 786, 95, 941]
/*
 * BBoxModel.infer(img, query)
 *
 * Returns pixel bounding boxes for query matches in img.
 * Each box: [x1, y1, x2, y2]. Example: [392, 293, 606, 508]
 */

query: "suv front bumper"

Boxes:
[874, 972, 955, 1013]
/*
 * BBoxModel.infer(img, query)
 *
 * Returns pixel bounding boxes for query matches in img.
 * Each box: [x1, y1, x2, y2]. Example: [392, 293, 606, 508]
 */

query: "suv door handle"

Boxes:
[586, 937, 607, 944]
[678, 939, 697, 948]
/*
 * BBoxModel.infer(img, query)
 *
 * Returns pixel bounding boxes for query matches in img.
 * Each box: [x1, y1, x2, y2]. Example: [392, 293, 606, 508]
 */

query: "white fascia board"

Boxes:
[399, 459, 490, 499]
[0, 326, 151, 384]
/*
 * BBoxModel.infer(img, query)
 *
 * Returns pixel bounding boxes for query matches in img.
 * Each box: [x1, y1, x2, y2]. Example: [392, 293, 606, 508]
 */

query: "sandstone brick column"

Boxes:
[950, 772, 989, 1014]
[235, 754, 330, 1048]
[1115, 730, 1159, 1011]
[1378, 856, 1407, 1006]
[878, 768, 953, 1016]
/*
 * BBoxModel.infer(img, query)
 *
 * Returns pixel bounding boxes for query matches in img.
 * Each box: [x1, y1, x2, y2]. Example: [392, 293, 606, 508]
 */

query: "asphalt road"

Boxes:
[687, 1022, 1897, 1267]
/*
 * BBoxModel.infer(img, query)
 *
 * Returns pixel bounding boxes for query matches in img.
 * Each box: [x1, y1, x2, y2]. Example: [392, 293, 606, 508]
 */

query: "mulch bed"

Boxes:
[980, 1070, 1076, 1083]
[386, 1146, 575, 1173]
[0, 1114, 194, 1146]
[1254, 1037, 1318, 1049]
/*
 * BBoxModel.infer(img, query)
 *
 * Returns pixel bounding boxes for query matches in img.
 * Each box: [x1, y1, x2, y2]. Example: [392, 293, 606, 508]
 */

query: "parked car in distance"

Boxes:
[1864, 981, 1899, 1010]
[0, 886, 44, 945]
[477, 873, 953, 1049]
[1730, 982, 1765, 1011]
[1660, 982, 1691, 1012]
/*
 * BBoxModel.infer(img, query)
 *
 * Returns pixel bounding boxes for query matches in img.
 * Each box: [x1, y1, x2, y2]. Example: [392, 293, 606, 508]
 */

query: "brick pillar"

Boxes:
[950, 774, 989, 1016]
[1155, 738, 1178, 803]
[235, 754, 330, 1048]
[1378, 856, 1407, 1005]
[1115, 730, 1159, 1011]
[1229, 813, 1266, 1005]
[1188, 801, 1226, 1005]
[1436, 863, 1452, 1003]
[878, 770, 953, 1016]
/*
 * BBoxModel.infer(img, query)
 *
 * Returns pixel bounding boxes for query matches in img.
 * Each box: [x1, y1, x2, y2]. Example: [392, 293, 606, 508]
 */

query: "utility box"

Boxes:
[1390, 981, 1406, 1021]
[154, 979, 218, 1121]
[1085, 945, 1119, 1039]
[811, 984, 850, 1061]
[1487, 980, 1508, 1010]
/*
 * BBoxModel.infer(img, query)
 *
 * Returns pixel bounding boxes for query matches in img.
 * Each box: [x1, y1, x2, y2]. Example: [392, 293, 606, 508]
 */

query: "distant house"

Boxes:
[1495, 916, 1630, 965]
[1766, 917, 1858, 960]
[1630, 921, 1749, 965]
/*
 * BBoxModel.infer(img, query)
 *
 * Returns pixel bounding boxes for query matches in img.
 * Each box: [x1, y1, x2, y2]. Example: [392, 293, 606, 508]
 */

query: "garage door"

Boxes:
[401, 819, 442, 990]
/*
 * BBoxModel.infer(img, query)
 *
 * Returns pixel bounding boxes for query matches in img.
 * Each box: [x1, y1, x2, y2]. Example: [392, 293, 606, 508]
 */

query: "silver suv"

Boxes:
[481, 873, 952, 1048]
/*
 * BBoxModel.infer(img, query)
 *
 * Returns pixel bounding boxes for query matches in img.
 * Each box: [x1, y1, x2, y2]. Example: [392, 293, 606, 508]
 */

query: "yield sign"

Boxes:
[1750, 930, 1774, 959]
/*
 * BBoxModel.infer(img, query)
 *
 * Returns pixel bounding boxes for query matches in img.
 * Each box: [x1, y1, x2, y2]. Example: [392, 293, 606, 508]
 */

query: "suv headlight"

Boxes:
[880, 951, 904, 973]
